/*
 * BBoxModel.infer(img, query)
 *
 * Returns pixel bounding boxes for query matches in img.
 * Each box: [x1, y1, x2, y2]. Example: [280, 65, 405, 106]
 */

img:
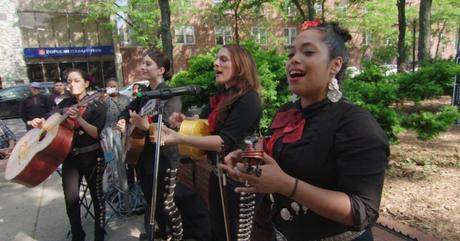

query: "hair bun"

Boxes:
[332, 22, 352, 43]
[163, 70, 172, 81]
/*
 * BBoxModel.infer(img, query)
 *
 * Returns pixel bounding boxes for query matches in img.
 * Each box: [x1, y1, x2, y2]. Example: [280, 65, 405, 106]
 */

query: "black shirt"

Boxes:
[269, 99, 389, 240]
[58, 95, 106, 148]
[202, 88, 262, 155]
[119, 82, 182, 172]
[20, 94, 53, 122]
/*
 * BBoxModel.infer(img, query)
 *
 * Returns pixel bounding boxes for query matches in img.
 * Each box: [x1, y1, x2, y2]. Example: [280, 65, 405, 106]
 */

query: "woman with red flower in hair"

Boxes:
[221, 21, 389, 241]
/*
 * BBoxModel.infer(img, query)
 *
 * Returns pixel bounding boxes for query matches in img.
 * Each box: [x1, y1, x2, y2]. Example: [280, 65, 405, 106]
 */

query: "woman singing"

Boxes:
[162, 44, 262, 241]
[221, 21, 389, 241]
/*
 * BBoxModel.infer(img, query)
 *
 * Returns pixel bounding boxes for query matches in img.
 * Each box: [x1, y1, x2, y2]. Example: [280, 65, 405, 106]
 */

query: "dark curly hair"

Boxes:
[309, 22, 352, 83]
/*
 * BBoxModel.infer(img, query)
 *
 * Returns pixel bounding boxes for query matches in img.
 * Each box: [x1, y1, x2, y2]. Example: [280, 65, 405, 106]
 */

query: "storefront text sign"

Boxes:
[24, 46, 114, 58]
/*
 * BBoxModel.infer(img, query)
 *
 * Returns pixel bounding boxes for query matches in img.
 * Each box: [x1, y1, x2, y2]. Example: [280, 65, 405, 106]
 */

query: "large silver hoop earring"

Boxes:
[327, 77, 342, 103]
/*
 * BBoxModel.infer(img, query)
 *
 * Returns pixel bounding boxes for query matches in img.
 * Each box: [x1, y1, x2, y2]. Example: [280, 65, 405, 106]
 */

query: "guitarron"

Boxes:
[5, 93, 103, 187]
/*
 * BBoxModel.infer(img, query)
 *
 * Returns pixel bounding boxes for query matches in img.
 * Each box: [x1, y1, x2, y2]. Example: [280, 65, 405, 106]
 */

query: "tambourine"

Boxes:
[240, 135, 265, 177]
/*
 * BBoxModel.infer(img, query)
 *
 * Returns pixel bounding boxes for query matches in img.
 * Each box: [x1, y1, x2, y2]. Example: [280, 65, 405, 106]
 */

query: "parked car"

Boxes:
[0, 82, 54, 119]
[119, 80, 150, 97]
[346, 66, 361, 78]
[380, 64, 398, 76]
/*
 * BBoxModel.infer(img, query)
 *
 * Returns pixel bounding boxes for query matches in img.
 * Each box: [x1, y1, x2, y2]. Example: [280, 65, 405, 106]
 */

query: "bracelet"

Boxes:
[288, 178, 298, 199]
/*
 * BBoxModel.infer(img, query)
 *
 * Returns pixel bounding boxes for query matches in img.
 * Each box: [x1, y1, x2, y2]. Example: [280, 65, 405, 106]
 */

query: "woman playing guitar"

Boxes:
[162, 44, 263, 241]
[30, 69, 107, 241]
[116, 49, 182, 241]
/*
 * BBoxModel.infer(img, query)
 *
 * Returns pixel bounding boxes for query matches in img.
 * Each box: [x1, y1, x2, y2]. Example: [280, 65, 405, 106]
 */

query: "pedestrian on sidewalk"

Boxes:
[30, 69, 107, 241]
[20, 82, 53, 130]
[0, 118, 16, 160]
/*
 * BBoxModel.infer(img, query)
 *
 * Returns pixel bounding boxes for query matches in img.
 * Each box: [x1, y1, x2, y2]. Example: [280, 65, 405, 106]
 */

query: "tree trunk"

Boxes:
[434, 21, 447, 62]
[234, 0, 241, 45]
[158, 0, 173, 73]
[397, 0, 406, 72]
[307, 0, 315, 20]
[417, 0, 432, 63]
[292, 0, 307, 21]
[412, 19, 417, 72]
[320, 0, 326, 21]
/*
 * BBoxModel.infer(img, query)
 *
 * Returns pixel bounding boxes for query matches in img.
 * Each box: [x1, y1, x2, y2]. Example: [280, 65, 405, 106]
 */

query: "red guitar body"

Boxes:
[5, 113, 74, 187]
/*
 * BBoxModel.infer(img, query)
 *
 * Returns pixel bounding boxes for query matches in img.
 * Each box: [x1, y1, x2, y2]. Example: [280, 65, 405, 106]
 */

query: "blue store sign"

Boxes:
[24, 46, 114, 58]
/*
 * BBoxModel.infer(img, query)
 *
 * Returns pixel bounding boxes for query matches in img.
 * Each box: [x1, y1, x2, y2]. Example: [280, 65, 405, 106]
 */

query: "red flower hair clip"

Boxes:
[301, 19, 321, 30]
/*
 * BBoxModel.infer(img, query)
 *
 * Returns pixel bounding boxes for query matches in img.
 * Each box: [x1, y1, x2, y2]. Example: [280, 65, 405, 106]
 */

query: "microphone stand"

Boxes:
[148, 99, 165, 241]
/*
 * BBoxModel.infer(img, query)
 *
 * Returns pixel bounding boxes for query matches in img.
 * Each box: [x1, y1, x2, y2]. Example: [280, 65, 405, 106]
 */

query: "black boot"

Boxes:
[138, 232, 149, 241]
[71, 231, 86, 241]
[94, 228, 105, 241]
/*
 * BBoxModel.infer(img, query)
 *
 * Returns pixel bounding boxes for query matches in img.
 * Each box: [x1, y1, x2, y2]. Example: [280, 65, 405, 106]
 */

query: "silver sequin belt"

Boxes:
[274, 227, 366, 241]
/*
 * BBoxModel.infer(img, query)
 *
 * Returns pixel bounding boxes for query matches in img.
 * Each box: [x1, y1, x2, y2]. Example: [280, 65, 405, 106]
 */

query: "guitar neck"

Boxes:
[44, 93, 102, 130]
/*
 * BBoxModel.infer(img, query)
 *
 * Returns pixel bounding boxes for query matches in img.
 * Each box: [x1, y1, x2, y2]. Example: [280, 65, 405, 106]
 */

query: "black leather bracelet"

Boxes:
[288, 178, 298, 199]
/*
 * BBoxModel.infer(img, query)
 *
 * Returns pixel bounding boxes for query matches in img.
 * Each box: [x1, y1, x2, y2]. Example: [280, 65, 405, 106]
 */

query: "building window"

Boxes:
[284, 27, 297, 46]
[287, 4, 297, 17]
[251, 27, 267, 44]
[175, 26, 195, 45]
[215, 26, 233, 45]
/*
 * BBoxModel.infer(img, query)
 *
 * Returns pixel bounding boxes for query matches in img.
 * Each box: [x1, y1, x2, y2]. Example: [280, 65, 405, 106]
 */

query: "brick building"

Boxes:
[1, 0, 457, 87]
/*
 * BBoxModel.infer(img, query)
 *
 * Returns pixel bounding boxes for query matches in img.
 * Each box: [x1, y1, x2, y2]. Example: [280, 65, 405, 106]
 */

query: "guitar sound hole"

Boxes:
[39, 130, 47, 142]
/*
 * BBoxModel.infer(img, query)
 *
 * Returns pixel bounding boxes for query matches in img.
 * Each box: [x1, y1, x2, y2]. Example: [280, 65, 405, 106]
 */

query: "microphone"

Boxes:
[138, 85, 202, 99]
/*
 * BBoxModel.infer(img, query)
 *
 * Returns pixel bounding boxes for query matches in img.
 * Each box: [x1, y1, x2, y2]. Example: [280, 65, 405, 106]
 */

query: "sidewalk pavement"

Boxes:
[0, 119, 145, 241]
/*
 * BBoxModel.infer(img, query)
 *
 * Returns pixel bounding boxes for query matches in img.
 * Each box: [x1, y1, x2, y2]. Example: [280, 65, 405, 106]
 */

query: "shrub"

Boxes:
[397, 61, 460, 103]
[343, 60, 460, 142]
[401, 106, 460, 140]
[170, 41, 290, 131]
[172, 45, 459, 142]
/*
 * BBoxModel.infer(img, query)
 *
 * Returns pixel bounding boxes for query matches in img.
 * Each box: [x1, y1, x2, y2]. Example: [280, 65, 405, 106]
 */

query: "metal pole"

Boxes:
[148, 99, 164, 241]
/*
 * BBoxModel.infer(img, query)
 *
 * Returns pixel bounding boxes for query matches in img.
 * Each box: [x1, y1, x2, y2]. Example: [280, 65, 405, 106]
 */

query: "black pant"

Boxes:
[62, 150, 105, 241]
[174, 182, 212, 241]
[138, 162, 172, 239]
[208, 173, 242, 241]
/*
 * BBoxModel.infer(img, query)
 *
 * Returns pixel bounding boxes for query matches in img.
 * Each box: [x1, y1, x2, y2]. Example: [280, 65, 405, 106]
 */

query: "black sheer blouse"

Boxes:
[58, 95, 106, 148]
[201, 88, 262, 155]
[268, 99, 389, 240]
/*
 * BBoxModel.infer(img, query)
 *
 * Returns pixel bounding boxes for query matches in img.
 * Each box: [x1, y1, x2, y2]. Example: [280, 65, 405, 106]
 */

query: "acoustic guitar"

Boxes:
[149, 119, 209, 161]
[5, 92, 104, 187]
[124, 99, 157, 164]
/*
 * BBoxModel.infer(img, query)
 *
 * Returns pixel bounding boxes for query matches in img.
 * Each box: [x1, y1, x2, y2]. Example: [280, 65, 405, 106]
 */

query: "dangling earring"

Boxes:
[327, 77, 342, 103]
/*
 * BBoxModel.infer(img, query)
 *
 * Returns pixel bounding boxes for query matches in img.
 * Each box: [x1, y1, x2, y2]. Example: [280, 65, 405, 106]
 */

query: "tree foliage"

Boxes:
[86, 0, 161, 47]
[170, 41, 288, 131]
[431, 0, 460, 61]
[343, 61, 460, 142]
[209, 0, 272, 45]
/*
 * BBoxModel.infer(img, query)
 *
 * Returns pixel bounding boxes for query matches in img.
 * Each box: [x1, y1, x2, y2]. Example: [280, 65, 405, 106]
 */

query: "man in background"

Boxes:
[20, 82, 53, 130]
[50, 80, 69, 105]
[0, 118, 16, 160]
